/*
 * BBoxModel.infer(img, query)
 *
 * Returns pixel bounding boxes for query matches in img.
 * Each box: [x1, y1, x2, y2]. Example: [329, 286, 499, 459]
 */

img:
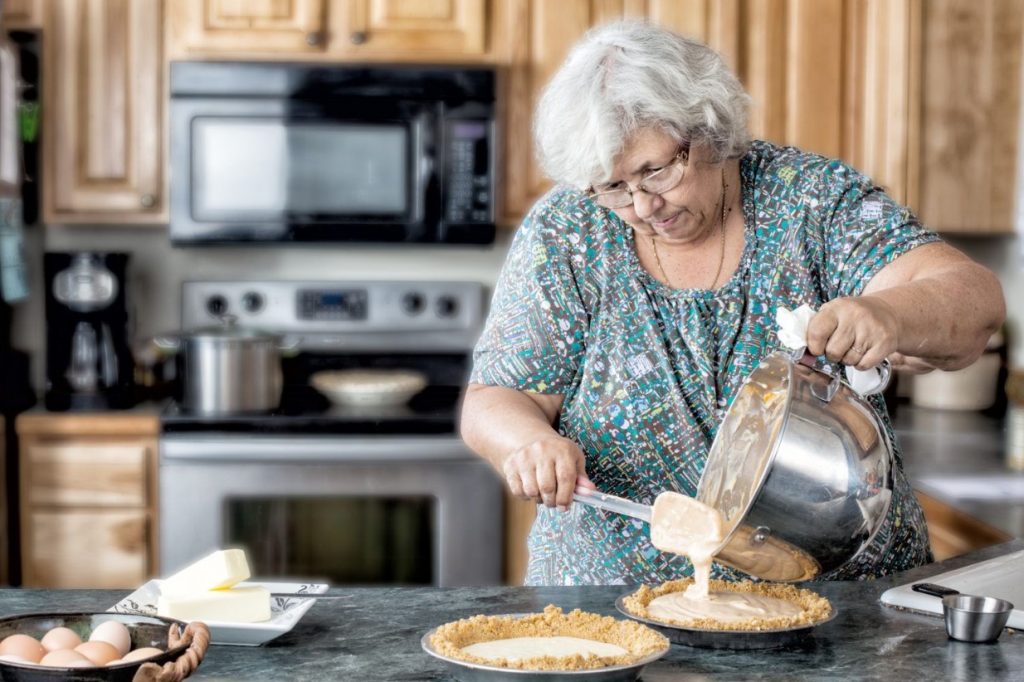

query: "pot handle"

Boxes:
[279, 335, 302, 357]
[792, 349, 892, 401]
[153, 335, 181, 352]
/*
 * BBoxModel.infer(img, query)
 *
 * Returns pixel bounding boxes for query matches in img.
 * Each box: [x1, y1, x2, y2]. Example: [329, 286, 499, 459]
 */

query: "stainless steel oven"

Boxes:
[169, 62, 496, 245]
[158, 281, 503, 586]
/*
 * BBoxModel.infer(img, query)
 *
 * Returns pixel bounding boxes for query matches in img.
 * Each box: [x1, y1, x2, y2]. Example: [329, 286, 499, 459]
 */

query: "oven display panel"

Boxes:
[298, 289, 368, 320]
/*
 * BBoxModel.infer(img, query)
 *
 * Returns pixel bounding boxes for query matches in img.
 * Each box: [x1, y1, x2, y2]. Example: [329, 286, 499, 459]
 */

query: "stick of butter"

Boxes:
[161, 549, 251, 596]
[157, 585, 272, 623]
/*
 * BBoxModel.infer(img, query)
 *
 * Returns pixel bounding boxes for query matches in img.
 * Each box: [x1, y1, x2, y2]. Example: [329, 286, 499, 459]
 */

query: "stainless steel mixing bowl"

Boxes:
[697, 351, 894, 581]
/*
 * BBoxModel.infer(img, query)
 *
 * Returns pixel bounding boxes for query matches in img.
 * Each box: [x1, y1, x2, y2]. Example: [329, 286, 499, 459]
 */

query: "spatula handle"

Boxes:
[573, 488, 652, 523]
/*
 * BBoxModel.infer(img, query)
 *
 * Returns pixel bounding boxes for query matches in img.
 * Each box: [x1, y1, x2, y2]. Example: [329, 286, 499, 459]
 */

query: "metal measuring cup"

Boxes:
[912, 583, 1015, 643]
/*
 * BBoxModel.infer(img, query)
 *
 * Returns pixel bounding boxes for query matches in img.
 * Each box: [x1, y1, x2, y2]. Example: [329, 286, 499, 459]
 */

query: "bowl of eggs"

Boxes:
[0, 612, 209, 681]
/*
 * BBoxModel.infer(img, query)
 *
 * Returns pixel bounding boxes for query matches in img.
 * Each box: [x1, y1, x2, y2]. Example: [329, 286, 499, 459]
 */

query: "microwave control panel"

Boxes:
[445, 120, 492, 224]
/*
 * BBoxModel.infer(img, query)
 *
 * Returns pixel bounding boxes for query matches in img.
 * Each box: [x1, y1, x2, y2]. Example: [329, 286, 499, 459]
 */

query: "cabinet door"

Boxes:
[332, 0, 487, 58]
[501, 1, 644, 221]
[166, 0, 330, 57]
[24, 441, 149, 507]
[44, 0, 165, 223]
[915, 0, 1022, 233]
[3, 0, 42, 28]
[23, 510, 149, 588]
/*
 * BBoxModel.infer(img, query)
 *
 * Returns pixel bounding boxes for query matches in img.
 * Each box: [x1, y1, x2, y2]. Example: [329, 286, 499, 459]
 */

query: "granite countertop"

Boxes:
[894, 406, 1024, 538]
[1, 542, 1021, 681]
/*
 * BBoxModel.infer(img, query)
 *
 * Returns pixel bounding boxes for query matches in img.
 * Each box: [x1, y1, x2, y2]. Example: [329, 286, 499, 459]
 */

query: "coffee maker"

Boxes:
[44, 252, 135, 410]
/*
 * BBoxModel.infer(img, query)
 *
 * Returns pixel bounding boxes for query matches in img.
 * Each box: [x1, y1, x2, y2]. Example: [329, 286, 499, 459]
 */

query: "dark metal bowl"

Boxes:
[0, 612, 190, 681]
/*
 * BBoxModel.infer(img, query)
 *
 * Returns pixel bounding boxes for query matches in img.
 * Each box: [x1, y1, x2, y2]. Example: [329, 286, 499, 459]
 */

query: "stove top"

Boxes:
[161, 279, 484, 436]
[161, 384, 461, 435]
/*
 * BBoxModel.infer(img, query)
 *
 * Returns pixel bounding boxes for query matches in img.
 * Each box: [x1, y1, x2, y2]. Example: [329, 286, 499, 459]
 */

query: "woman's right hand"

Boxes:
[502, 435, 595, 511]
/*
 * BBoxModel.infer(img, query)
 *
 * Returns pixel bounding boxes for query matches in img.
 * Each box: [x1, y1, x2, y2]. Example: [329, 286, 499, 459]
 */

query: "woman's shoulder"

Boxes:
[745, 140, 870, 194]
[519, 184, 619, 245]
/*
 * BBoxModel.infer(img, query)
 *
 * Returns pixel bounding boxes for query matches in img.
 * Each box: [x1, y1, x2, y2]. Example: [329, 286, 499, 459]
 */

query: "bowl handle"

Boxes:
[132, 621, 211, 682]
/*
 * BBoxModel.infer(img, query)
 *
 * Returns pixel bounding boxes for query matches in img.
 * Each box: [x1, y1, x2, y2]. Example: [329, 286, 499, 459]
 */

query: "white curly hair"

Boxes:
[533, 20, 751, 190]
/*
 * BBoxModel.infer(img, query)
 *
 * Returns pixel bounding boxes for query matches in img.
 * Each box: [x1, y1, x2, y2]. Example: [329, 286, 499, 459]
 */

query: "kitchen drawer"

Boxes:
[23, 509, 149, 588]
[24, 441, 150, 507]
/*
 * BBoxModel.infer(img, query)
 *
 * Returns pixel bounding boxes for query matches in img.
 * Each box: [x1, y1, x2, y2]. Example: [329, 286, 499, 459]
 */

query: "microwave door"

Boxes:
[171, 99, 428, 243]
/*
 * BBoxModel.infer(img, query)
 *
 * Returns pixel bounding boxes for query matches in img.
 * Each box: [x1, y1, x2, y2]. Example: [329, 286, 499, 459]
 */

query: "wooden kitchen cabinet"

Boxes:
[913, 0, 1022, 234]
[915, 490, 1012, 562]
[2, 0, 42, 29]
[167, 0, 489, 61]
[17, 412, 160, 588]
[43, 0, 166, 224]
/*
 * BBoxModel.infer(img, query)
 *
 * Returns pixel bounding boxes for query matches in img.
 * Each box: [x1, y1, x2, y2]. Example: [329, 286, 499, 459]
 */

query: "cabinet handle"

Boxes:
[305, 31, 323, 46]
[140, 193, 156, 208]
[350, 31, 367, 45]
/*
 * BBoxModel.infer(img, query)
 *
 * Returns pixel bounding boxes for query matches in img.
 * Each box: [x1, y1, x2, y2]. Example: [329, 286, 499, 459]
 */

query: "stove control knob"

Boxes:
[436, 295, 459, 318]
[242, 291, 265, 313]
[402, 292, 425, 315]
[206, 295, 229, 317]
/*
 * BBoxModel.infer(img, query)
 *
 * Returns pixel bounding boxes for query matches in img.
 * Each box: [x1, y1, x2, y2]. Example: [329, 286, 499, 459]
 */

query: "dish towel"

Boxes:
[0, 197, 28, 303]
[775, 304, 887, 395]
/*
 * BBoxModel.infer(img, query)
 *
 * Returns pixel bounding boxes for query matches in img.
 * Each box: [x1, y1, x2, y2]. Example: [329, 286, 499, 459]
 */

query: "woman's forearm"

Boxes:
[865, 260, 1005, 370]
[459, 383, 565, 471]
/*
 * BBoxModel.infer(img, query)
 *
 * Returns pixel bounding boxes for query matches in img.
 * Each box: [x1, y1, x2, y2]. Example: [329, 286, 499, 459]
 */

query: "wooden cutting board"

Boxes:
[880, 549, 1024, 628]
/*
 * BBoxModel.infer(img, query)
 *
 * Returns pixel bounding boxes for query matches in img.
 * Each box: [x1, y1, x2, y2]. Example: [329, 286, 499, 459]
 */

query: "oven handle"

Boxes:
[160, 436, 477, 462]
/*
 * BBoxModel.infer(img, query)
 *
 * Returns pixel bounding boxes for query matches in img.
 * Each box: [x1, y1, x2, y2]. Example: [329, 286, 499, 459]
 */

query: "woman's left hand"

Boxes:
[805, 296, 900, 370]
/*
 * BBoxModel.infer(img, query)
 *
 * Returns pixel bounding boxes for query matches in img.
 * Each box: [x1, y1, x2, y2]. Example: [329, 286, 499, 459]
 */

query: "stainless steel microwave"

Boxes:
[169, 62, 496, 245]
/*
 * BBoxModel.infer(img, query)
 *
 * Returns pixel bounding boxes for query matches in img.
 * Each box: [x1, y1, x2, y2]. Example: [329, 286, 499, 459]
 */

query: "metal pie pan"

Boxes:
[420, 614, 669, 682]
[615, 595, 837, 650]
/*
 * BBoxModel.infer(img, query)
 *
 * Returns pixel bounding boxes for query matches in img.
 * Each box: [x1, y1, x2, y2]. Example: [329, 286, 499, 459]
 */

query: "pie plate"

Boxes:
[109, 580, 329, 646]
[614, 594, 837, 650]
[421, 614, 669, 682]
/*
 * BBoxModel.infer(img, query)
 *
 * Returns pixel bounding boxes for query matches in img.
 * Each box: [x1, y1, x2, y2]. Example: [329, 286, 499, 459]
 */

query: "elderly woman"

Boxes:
[461, 21, 1005, 585]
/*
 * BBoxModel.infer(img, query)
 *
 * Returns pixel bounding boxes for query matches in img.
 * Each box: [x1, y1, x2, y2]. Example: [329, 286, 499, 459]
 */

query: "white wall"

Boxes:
[12, 225, 515, 389]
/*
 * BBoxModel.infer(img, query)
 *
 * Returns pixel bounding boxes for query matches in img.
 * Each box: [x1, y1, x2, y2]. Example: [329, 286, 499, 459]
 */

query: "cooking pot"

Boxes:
[696, 350, 894, 582]
[155, 316, 297, 415]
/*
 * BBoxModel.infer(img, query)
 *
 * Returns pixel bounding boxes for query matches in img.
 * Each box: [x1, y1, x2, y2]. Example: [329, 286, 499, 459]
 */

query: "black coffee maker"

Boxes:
[44, 252, 135, 410]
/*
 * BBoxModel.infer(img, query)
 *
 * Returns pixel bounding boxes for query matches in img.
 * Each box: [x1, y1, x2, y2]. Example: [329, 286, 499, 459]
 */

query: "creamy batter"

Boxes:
[649, 491, 724, 599]
[461, 636, 628, 661]
[647, 590, 804, 624]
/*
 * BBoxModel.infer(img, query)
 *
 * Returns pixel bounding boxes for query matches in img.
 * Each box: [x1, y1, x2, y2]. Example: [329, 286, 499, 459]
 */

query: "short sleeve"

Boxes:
[818, 161, 941, 299]
[469, 193, 589, 394]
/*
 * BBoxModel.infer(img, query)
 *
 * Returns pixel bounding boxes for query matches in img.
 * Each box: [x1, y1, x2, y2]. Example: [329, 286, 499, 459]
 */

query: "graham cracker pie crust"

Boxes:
[622, 579, 833, 631]
[429, 605, 669, 671]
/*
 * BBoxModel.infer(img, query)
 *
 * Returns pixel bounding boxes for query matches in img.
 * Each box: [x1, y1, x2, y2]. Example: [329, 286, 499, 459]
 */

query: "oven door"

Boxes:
[169, 97, 436, 244]
[159, 435, 504, 586]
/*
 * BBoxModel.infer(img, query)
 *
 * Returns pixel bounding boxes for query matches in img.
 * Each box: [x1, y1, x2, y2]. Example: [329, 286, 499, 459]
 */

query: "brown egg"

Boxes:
[0, 634, 45, 663]
[104, 658, 124, 666]
[0, 654, 32, 664]
[88, 621, 131, 656]
[120, 647, 164, 663]
[74, 640, 121, 665]
[39, 649, 93, 667]
[40, 626, 82, 652]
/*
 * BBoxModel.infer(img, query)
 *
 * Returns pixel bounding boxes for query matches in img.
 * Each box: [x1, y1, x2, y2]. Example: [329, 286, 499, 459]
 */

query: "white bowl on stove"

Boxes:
[311, 369, 428, 408]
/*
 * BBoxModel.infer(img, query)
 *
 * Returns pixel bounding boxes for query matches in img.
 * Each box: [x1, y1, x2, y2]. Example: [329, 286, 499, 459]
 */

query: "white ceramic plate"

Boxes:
[109, 580, 329, 646]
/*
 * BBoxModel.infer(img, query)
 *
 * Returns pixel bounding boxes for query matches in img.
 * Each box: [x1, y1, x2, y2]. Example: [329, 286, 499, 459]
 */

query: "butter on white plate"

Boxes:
[158, 585, 272, 624]
[156, 549, 271, 624]
[160, 548, 252, 596]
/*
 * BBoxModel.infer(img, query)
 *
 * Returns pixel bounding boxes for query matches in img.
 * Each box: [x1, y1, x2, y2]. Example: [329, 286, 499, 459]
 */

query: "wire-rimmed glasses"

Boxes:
[587, 144, 690, 209]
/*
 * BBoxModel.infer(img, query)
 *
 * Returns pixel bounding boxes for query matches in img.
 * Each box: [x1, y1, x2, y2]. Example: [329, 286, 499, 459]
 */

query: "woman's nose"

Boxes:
[632, 190, 663, 221]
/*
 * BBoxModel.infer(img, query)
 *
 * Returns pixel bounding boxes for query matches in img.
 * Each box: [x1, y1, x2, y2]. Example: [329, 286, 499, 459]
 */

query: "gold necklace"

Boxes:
[651, 170, 730, 289]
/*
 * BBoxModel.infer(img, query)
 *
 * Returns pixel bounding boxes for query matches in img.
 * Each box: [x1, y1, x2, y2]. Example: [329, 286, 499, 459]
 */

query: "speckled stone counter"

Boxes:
[1, 542, 1021, 681]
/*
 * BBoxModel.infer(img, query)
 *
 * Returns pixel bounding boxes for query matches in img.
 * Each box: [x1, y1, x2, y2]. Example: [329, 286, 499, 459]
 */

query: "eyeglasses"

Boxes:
[587, 144, 690, 209]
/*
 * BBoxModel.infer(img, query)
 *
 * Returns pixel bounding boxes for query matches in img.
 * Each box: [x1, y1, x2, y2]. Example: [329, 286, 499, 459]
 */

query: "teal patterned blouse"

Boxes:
[471, 141, 937, 586]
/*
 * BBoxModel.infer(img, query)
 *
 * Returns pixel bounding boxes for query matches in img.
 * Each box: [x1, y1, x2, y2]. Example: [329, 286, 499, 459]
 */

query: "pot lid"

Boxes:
[187, 314, 282, 341]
